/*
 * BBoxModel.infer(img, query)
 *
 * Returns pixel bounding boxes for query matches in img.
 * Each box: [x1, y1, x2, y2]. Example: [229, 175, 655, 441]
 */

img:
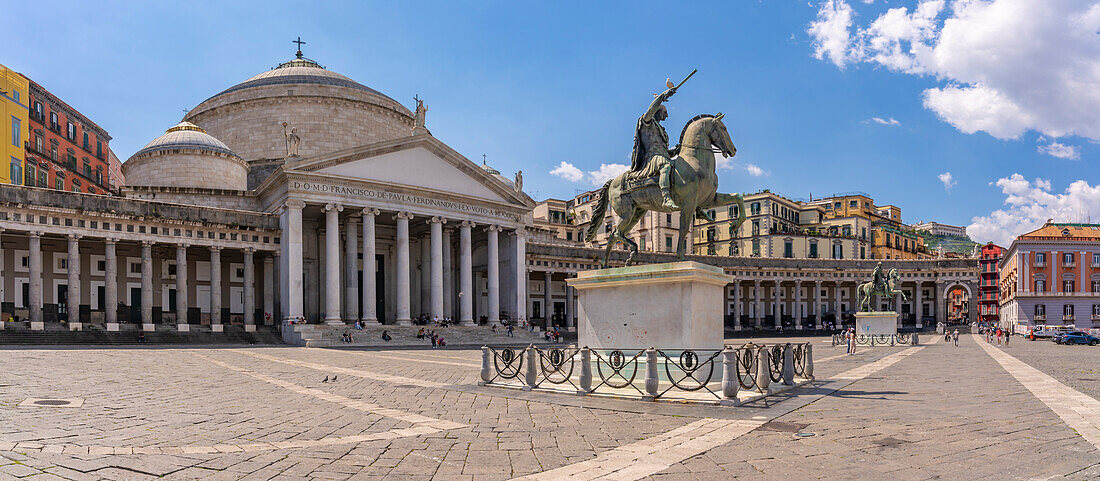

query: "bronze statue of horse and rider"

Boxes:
[857, 262, 908, 312]
[585, 71, 746, 267]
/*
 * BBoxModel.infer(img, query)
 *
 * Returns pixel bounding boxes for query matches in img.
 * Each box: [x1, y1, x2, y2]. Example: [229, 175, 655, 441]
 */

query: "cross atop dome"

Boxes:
[293, 36, 306, 59]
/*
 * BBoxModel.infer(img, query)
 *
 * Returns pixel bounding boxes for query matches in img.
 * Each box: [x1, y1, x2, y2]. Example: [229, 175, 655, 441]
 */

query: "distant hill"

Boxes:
[918, 231, 979, 255]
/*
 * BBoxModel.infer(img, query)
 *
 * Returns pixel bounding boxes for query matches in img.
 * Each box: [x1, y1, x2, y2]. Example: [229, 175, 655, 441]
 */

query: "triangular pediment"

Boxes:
[287, 135, 532, 208]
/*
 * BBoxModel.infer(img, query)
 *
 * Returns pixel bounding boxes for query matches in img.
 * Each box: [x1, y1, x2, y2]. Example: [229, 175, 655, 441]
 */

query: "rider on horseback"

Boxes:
[629, 85, 680, 211]
[870, 262, 887, 291]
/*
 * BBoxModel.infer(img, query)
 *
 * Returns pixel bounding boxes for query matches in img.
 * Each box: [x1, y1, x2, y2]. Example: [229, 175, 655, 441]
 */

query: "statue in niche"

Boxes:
[282, 121, 301, 157]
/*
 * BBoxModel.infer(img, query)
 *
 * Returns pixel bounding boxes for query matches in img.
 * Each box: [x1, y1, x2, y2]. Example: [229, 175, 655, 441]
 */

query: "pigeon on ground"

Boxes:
[322, 376, 329, 383]
[331, 375, 337, 382]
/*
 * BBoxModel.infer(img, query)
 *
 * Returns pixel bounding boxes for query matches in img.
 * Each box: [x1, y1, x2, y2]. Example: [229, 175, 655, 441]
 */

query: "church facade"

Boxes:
[0, 51, 534, 331]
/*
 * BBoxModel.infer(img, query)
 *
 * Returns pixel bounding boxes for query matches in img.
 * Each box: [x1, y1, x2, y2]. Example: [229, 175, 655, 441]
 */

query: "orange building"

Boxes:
[999, 222, 1100, 331]
[23, 76, 111, 194]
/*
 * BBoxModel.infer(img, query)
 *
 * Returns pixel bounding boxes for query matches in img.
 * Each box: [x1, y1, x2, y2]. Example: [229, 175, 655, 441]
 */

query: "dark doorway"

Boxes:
[553, 301, 565, 326]
[21, 283, 29, 310]
[97, 285, 105, 311]
[375, 254, 385, 323]
[57, 285, 68, 320]
[130, 287, 141, 322]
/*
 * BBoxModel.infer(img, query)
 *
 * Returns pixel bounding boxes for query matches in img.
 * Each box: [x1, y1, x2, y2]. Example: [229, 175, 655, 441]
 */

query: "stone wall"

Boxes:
[123, 150, 248, 191]
[121, 187, 262, 212]
[186, 85, 414, 161]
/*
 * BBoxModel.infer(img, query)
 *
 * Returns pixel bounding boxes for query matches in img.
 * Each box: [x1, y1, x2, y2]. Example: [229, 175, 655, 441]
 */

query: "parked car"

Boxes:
[1054, 331, 1100, 345]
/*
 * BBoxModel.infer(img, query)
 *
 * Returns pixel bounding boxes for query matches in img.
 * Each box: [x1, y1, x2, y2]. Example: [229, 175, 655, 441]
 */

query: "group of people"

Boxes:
[544, 326, 564, 343]
[843, 328, 858, 354]
[416, 328, 447, 348]
[340, 330, 354, 343]
[945, 329, 960, 346]
[979, 325, 1010, 346]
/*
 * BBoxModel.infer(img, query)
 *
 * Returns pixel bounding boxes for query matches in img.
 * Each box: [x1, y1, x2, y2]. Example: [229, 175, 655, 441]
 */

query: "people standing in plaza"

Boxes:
[997, 328, 1003, 346]
[507, 323, 514, 338]
[846, 328, 855, 355]
[952, 329, 959, 347]
[1004, 329, 1010, 346]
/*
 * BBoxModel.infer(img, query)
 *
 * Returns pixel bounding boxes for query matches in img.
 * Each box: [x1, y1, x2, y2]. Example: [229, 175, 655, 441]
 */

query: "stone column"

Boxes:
[272, 251, 281, 321]
[814, 280, 822, 329]
[1052, 251, 1059, 293]
[67, 234, 82, 330]
[914, 281, 923, 328]
[753, 279, 761, 328]
[28, 232, 43, 330]
[263, 255, 274, 326]
[395, 212, 413, 325]
[515, 230, 528, 324]
[322, 203, 343, 325]
[543, 271, 553, 327]
[104, 238, 118, 330]
[936, 282, 946, 326]
[834, 282, 843, 325]
[362, 208, 380, 325]
[731, 281, 741, 330]
[442, 228, 453, 320]
[141, 241, 154, 331]
[459, 221, 474, 325]
[895, 292, 902, 328]
[565, 281, 575, 330]
[209, 247, 223, 331]
[243, 248, 255, 332]
[429, 217, 446, 320]
[176, 244, 189, 331]
[420, 234, 431, 316]
[487, 225, 501, 324]
[794, 280, 803, 330]
[282, 200, 306, 322]
[344, 216, 358, 321]
[773, 280, 781, 328]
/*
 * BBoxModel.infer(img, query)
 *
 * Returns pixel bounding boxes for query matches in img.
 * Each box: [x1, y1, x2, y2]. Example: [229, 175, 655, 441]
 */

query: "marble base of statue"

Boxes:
[855, 311, 899, 336]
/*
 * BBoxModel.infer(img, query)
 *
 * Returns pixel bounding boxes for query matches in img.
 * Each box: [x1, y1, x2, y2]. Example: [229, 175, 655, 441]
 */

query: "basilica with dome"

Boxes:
[0, 49, 537, 333]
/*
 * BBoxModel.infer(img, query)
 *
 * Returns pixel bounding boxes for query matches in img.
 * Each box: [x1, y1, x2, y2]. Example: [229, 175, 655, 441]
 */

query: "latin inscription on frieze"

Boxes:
[290, 181, 519, 221]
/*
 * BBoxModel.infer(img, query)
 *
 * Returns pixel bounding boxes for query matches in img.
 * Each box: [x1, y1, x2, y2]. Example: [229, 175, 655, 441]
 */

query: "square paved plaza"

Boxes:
[3, 335, 1100, 480]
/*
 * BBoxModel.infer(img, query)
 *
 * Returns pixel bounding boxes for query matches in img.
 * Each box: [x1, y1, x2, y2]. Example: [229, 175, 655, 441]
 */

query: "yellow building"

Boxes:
[808, 193, 930, 259]
[1, 63, 29, 185]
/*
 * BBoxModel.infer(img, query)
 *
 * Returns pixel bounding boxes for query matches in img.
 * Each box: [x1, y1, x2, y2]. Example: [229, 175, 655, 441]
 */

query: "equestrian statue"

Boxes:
[857, 262, 908, 312]
[584, 70, 745, 266]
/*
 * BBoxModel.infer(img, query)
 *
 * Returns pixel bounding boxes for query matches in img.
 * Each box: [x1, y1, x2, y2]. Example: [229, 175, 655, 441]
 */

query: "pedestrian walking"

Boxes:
[952, 329, 959, 347]
[507, 324, 514, 338]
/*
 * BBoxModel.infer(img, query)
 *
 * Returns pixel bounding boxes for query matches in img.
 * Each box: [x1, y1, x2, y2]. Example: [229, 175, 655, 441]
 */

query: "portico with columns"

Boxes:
[266, 134, 534, 327]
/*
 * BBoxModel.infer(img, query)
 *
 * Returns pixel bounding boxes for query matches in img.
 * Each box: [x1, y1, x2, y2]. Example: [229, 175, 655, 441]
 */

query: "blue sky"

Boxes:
[3, 1, 1097, 246]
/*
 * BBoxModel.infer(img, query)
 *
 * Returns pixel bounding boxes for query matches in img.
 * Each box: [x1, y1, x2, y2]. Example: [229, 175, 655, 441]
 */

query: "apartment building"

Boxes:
[1000, 222, 1100, 331]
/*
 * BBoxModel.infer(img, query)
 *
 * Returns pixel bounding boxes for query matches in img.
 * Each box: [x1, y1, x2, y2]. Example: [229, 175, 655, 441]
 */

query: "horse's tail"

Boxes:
[584, 180, 612, 242]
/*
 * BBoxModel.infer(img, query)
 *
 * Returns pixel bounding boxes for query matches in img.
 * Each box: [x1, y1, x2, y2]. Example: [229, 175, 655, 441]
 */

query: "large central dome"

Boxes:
[184, 53, 414, 163]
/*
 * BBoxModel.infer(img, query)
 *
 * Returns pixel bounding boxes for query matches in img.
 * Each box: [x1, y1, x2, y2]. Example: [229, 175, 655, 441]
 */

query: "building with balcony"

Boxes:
[913, 221, 968, 238]
[979, 243, 1003, 325]
[23, 76, 112, 195]
[532, 190, 682, 254]
[999, 222, 1100, 331]
[806, 192, 931, 260]
[1, 63, 28, 185]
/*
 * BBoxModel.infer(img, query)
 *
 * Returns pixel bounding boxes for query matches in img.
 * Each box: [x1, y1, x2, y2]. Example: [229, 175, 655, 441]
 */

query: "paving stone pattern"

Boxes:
[0, 335, 1097, 480]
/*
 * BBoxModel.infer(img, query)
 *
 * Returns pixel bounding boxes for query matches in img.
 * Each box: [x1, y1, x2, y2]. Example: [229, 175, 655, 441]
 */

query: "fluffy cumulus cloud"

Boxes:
[549, 161, 631, 186]
[938, 171, 956, 191]
[968, 174, 1100, 245]
[745, 163, 768, 176]
[549, 161, 584, 182]
[808, 0, 1100, 149]
[1038, 141, 1081, 160]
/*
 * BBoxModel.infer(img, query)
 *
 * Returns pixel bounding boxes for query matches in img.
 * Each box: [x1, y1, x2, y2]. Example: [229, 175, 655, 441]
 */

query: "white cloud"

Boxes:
[1038, 141, 1081, 160]
[549, 161, 584, 182]
[807, 0, 858, 68]
[870, 116, 901, 126]
[938, 171, 956, 191]
[716, 154, 736, 170]
[587, 163, 630, 186]
[745, 163, 768, 177]
[807, 0, 1100, 143]
[968, 174, 1100, 245]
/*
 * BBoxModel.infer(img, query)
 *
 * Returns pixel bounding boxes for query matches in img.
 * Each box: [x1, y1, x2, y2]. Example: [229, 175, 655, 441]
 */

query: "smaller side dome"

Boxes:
[123, 121, 249, 191]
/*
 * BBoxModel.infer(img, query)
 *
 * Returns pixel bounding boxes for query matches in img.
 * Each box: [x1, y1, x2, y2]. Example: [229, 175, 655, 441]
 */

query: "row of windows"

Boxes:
[31, 100, 104, 159]
[1031, 252, 1100, 265]
[1032, 280, 1100, 293]
[1033, 304, 1100, 318]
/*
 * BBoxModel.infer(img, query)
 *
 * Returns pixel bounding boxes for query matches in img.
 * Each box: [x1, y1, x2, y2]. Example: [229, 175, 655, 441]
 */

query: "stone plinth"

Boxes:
[568, 261, 732, 351]
[855, 311, 899, 336]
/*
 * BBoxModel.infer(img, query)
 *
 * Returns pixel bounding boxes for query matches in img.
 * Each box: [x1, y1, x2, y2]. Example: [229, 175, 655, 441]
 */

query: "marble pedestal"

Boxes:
[142, 323, 155, 332]
[568, 261, 732, 351]
[31, 322, 44, 331]
[177, 323, 190, 332]
[106, 323, 119, 332]
[69, 322, 83, 331]
[211, 324, 223, 333]
[855, 311, 898, 336]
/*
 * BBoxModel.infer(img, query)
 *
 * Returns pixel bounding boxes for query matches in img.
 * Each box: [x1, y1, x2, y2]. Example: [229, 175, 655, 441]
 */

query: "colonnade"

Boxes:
[1, 228, 274, 331]
[727, 279, 941, 330]
[280, 201, 528, 326]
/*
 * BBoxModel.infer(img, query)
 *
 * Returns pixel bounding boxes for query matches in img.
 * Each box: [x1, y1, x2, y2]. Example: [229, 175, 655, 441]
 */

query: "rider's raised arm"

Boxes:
[643, 88, 674, 121]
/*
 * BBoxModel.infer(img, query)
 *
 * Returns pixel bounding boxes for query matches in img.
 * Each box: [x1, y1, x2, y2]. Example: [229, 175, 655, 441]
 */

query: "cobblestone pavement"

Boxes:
[992, 334, 1100, 400]
[0, 334, 1097, 480]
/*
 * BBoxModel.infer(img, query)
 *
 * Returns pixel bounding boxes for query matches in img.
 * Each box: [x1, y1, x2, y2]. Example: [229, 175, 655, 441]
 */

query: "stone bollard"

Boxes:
[644, 348, 658, 401]
[578, 347, 592, 395]
[782, 343, 795, 385]
[479, 346, 491, 385]
[756, 346, 770, 393]
[912, 333, 919, 346]
[523, 345, 537, 391]
[721, 347, 739, 405]
[805, 343, 814, 380]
